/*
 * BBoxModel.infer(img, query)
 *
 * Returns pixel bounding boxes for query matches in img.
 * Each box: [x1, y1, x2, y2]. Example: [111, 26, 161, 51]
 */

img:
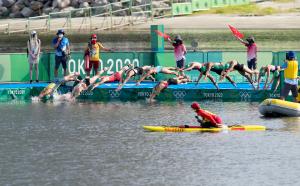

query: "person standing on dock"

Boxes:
[52, 29, 70, 83]
[27, 30, 41, 83]
[280, 51, 298, 102]
[168, 35, 187, 71]
[84, 34, 112, 86]
[236, 36, 258, 82]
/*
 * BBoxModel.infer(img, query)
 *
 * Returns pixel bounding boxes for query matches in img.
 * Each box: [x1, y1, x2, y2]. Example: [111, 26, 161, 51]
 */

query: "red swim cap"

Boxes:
[91, 34, 97, 39]
[191, 102, 200, 110]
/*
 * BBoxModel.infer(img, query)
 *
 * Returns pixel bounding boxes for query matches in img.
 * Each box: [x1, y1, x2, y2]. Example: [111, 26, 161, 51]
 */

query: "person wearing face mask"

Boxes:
[52, 29, 70, 82]
[84, 34, 112, 85]
[27, 30, 41, 83]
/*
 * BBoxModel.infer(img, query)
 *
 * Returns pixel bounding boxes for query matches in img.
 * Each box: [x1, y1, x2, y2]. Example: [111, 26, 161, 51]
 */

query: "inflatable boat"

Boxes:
[259, 99, 300, 117]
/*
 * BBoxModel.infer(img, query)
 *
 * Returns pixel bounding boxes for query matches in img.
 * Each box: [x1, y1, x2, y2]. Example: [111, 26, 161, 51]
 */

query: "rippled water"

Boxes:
[0, 100, 300, 186]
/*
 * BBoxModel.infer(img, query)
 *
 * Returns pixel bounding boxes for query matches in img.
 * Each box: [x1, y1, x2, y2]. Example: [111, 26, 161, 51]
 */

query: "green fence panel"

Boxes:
[10, 54, 30, 82]
[230, 0, 249, 5]
[172, 3, 193, 16]
[192, 0, 211, 11]
[0, 55, 11, 82]
[211, 0, 226, 8]
[49, 52, 154, 81]
[151, 25, 165, 52]
[155, 52, 176, 80]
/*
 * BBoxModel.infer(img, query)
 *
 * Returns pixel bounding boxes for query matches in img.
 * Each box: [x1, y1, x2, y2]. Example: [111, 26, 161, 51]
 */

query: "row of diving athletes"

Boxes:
[37, 59, 280, 102]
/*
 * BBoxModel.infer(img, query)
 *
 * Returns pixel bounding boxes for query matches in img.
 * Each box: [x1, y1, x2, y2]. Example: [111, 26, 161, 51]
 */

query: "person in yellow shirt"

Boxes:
[84, 34, 112, 85]
[280, 51, 299, 102]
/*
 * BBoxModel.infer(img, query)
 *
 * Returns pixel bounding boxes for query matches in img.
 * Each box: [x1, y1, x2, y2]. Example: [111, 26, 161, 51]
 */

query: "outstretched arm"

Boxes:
[196, 72, 203, 85]
[263, 69, 271, 89]
[137, 70, 153, 85]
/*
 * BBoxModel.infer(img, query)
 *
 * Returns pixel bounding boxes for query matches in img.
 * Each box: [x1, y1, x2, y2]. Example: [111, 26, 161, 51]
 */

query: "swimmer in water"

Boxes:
[38, 72, 81, 100]
[149, 74, 190, 102]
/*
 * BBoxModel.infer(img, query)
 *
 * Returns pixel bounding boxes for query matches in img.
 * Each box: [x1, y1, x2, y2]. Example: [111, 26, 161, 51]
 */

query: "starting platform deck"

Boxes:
[0, 82, 280, 102]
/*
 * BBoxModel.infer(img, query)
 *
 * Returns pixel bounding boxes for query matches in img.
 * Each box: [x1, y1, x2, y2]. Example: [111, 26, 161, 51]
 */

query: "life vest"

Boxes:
[284, 60, 298, 79]
[88, 42, 102, 61]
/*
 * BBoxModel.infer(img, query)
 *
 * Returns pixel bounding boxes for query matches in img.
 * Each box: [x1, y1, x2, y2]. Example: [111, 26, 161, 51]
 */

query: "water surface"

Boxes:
[0, 101, 300, 186]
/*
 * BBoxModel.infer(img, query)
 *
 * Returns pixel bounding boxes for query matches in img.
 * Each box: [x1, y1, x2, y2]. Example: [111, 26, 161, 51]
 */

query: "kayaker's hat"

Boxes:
[191, 102, 200, 110]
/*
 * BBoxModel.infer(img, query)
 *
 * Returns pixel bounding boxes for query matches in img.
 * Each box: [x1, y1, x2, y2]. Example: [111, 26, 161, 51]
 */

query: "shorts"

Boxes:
[28, 55, 39, 65]
[107, 72, 121, 82]
[176, 58, 185, 69]
[155, 66, 163, 73]
[128, 67, 143, 77]
[55, 55, 67, 70]
[234, 63, 244, 72]
[281, 82, 298, 98]
[85, 60, 99, 73]
[211, 68, 223, 75]
[247, 58, 257, 70]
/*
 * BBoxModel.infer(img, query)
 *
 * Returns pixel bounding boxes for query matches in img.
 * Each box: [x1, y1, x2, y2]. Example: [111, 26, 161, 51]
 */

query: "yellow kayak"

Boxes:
[143, 125, 266, 132]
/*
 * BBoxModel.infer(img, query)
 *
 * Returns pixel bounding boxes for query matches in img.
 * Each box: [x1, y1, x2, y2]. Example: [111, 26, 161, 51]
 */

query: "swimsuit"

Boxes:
[234, 63, 244, 71]
[155, 66, 163, 73]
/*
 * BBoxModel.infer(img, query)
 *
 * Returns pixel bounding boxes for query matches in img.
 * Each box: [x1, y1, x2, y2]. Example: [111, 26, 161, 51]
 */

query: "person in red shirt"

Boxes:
[191, 102, 223, 128]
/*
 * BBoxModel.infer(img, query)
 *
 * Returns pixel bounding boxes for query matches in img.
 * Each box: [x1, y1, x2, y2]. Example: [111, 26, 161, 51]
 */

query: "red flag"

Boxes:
[154, 30, 170, 40]
[228, 25, 244, 39]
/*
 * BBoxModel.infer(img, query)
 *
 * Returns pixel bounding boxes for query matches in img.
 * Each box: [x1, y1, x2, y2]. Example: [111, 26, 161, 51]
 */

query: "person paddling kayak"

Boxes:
[191, 102, 223, 128]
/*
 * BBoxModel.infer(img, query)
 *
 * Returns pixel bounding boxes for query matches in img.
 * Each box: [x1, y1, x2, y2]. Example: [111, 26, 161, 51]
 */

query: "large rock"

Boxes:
[91, 0, 108, 6]
[30, 1, 43, 11]
[23, 0, 30, 6]
[2, 0, 16, 7]
[9, 11, 22, 18]
[10, 3, 21, 12]
[53, 0, 71, 9]
[71, 0, 80, 8]
[43, 7, 53, 14]
[20, 6, 33, 17]
[79, 1, 89, 8]
[0, 7, 10, 17]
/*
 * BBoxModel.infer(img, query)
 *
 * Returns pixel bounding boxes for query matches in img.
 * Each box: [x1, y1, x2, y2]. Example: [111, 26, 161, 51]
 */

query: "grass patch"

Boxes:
[1, 29, 300, 52]
[191, 4, 296, 16]
[272, 0, 295, 3]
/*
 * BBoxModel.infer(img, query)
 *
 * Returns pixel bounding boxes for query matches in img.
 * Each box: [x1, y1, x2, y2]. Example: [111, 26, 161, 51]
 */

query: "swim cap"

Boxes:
[259, 68, 266, 77]
[191, 102, 200, 110]
[200, 66, 207, 72]
[287, 51, 296, 60]
[224, 63, 230, 70]
[273, 70, 280, 77]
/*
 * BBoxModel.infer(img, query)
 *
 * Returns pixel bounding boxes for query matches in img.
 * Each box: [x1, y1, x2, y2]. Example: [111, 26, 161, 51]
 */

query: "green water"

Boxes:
[0, 101, 300, 185]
